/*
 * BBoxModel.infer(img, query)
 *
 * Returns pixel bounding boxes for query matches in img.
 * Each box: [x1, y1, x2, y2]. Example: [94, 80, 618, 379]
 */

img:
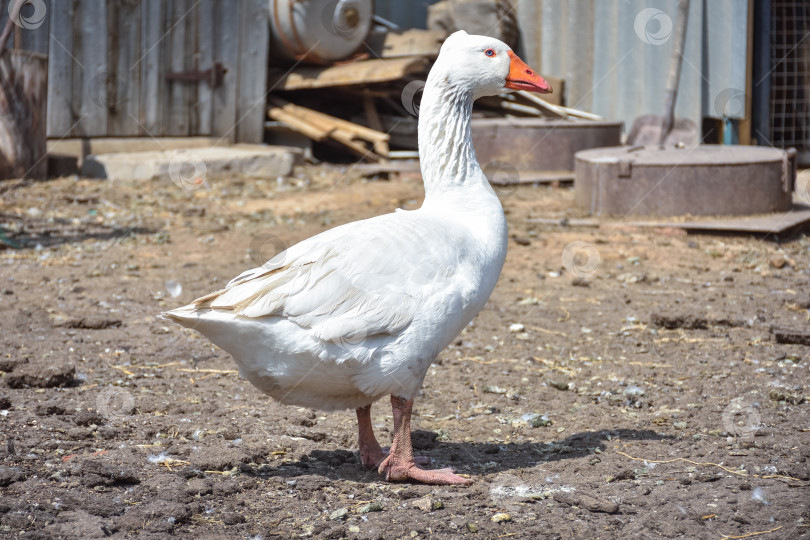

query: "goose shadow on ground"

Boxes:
[251, 428, 673, 484]
[0, 214, 156, 249]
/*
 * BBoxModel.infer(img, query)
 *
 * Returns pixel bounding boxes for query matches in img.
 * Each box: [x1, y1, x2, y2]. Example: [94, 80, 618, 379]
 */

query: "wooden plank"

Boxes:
[271, 56, 430, 91]
[515, 90, 567, 118]
[140, 0, 165, 135]
[75, 0, 108, 136]
[268, 97, 389, 143]
[376, 29, 444, 59]
[479, 97, 543, 117]
[267, 99, 387, 161]
[330, 130, 381, 161]
[267, 106, 331, 141]
[235, 0, 268, 143]
[107, 0, 142, 136]
[46, 0, 75, 137]
[211, 0, 238, 142]
[194, 0, 214, 135]
[770, 326, 810, 346]
[166, 0, 189, 136]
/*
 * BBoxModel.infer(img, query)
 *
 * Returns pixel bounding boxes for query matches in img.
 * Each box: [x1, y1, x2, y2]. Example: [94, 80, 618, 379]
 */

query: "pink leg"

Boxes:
[377, 396, 472, 485]
[356, 405, 386, 469]
[356, 403, 430, 469]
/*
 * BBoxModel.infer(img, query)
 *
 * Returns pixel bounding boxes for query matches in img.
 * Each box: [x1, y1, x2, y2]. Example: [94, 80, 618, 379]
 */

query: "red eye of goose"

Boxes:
[485, 48, 495, 57]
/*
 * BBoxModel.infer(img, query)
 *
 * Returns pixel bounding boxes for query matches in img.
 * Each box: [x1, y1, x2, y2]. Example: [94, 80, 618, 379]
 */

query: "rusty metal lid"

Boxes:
[576, 145, 789, 166]
[473, 118, 623, 129]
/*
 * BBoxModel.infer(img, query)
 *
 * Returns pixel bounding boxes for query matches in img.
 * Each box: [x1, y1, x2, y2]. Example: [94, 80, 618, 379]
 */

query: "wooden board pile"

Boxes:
[265, 28, 599, 163]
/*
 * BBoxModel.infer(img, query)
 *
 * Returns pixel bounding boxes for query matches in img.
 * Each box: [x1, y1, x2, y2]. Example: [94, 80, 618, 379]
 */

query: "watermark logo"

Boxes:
[96, 387, 135, 420]
[168, 152, 207, 190]
[561, 241, 601, 278]
[401, 80, 425, 117]
[15, 308, 50, 337]
[320, 0, 364, 38]
[8, 0, 47, 30]
[795, 171, 810, 204]
[165, 280, 183, 298]
[634, 8, 673, 45]
[88, 71, 128, 110]
[248, 233, 290, 267]
[722, 398, 760, 439]
[483, 160, 519, 199]
[714, 88, 748, 119]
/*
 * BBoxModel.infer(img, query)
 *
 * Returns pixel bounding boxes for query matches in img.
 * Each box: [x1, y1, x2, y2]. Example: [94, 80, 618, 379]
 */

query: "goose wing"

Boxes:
[192, 212, 463, 347]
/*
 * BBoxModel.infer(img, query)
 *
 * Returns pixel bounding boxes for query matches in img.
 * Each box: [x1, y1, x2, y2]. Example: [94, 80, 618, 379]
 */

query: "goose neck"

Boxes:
[417, 81, 484, 195]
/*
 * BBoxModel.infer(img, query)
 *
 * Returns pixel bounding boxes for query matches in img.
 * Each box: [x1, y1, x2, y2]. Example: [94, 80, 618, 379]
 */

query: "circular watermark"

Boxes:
[634, 8, 673, 45]
[8, 0, 47, 30]
[401, 80, 425, 117]
[96, 387, 135, 421]
[168, 153, 207, 190]
[561, 241, 601, 278]
[333, 324, 369, 352]
[248, 233, 290, 267]
[722, 399, 760, 439]
[483, 160, 520, 199]
[165, 280, 183, 298]
[714, 88, 749, 119]
[320, 0, 363, 38]
[795, 171, 810, 203]
[15, 308, 51, 337]
[88, 71, 128, 110]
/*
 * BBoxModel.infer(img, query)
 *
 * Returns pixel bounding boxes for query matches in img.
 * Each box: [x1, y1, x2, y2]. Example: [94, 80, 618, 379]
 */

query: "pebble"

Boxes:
[491, 512, 511, 523]
[674, 421, 688, 430]
[509, 323, 525, 333]
[360, 501, 383, 513]
[623, 386, 645, 397]
[616, 273, 646, 284]
[520, 413, 552, 428]
[512, 235, 531, 246]
[553, 491, 619, 514]
[412, 496, 439, 512]
[329, 508, 349, 521]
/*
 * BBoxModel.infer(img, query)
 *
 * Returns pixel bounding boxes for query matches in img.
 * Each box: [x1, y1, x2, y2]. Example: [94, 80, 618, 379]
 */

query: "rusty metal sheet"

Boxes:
[575, 145, 795, 217]
[528, 196, 810, 236]
[471, 118, 623, 173]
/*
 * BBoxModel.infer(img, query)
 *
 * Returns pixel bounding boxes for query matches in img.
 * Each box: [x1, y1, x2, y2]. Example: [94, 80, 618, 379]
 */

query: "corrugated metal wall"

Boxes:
[517, 0, 750, 134]
[1, 0, 269, 143]
[374, 0, 440, 29]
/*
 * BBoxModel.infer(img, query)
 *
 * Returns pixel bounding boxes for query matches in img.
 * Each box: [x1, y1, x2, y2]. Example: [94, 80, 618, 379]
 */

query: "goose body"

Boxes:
[164, 31, 551, 485]
[167, 199, 506, 410]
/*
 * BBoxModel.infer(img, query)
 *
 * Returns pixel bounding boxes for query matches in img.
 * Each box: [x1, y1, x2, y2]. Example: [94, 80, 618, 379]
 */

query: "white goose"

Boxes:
[164, 31, 551, 485]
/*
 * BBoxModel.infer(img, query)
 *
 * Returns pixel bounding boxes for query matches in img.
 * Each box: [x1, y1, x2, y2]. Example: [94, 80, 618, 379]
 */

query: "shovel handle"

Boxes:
[660, 0, 690, 146]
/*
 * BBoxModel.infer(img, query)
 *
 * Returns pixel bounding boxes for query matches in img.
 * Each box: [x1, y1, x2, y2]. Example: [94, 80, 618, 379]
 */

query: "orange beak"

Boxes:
[505, 51, 552, 94]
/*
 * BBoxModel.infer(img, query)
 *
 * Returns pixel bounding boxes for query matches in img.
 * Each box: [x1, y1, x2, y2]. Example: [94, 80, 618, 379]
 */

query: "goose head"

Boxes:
[432, 30, 552, 99]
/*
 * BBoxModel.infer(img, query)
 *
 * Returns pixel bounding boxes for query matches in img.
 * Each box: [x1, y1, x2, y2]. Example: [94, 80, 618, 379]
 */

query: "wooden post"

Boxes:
[0, 48, 48, 179]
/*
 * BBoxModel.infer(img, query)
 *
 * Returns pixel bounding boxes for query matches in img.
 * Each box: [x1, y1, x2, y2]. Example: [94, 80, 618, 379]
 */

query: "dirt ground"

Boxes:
[1, 165, 809, 539]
